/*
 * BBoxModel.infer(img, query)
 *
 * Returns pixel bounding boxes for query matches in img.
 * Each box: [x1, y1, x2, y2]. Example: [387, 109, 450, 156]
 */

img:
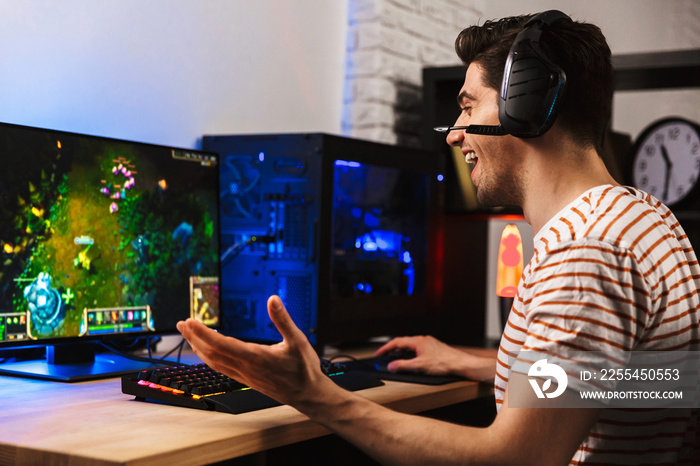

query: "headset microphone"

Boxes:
[433, 124, 507, 136]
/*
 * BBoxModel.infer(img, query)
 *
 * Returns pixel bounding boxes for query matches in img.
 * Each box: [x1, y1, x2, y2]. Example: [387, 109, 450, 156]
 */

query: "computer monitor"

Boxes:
[203, 133, 441, 348]
[0, 122, 220, 381]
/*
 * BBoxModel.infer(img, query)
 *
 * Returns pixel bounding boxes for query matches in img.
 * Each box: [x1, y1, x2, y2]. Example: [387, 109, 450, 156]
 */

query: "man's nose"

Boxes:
[446, 120, 464, 147]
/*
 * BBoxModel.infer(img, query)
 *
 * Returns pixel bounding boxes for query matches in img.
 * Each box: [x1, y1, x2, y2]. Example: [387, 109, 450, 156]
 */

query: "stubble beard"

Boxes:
[474, 168, 524, 208]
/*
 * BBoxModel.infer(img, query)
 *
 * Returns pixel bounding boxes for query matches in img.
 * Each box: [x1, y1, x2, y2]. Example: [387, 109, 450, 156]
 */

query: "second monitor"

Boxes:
[203, 133, 442, 348]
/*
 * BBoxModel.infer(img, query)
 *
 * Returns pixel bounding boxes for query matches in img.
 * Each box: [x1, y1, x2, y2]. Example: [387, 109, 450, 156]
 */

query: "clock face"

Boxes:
[632, 118, 700, 206]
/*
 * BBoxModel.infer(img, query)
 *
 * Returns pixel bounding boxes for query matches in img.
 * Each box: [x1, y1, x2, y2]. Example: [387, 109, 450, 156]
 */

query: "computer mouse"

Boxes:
[373, 349, 417, 373]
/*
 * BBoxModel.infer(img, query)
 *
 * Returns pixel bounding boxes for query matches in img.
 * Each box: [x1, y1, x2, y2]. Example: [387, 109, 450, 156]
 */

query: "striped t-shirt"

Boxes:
[495, 185, 700, 464]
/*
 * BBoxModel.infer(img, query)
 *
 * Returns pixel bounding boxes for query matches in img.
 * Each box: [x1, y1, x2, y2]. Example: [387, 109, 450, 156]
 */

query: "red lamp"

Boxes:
[496, 224, 523, 329]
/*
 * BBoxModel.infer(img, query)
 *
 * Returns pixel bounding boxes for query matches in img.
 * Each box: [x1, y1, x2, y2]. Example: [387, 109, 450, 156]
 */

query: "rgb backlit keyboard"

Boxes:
[121, 361, 383, 414]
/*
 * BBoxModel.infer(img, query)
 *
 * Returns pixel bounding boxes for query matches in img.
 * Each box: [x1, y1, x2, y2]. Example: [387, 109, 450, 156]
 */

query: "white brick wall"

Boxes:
[343, 0, 483, 147]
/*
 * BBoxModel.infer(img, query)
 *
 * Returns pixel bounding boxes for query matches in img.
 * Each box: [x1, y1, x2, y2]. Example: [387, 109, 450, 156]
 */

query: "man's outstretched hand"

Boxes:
[177, 295, 335, 407]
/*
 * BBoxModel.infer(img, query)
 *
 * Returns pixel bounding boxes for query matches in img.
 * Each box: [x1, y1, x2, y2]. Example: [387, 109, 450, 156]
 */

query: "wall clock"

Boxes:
[630, 117, 700, 208]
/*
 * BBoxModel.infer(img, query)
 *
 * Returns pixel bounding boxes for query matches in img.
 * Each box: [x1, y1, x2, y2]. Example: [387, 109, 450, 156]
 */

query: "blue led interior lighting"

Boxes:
[334, 160, 362, 168]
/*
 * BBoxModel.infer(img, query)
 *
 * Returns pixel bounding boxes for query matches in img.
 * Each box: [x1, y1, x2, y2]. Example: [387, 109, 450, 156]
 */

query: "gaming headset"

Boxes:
[434, 10, 572, 138]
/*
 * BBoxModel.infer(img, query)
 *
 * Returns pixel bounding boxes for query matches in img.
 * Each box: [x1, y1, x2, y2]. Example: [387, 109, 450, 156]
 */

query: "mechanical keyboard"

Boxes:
[121, 361, 384, 414]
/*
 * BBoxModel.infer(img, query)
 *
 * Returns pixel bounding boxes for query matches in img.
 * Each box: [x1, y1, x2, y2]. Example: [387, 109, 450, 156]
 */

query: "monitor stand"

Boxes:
[0, 342, 167, 382]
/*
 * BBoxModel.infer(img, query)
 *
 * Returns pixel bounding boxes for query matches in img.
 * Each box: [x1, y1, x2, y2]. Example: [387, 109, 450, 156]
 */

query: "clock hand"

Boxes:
[660, 144, 673, 201]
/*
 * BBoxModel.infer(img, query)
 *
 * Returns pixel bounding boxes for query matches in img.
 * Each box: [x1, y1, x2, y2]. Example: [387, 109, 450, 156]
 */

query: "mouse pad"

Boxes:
[343, 357, 466, 386]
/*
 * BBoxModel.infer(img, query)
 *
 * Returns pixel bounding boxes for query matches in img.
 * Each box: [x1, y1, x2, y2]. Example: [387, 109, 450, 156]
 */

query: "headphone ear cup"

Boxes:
[498, 10, 570, 138]
[499, 43, 566, 138]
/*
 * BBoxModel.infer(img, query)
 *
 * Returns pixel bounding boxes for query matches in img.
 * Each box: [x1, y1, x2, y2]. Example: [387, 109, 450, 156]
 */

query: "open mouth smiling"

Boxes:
[464, 150, 478, 165]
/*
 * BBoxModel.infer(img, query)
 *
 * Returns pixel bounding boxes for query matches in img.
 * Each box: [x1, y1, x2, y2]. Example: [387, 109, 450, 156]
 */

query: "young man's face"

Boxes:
[446, 63, 525, 208]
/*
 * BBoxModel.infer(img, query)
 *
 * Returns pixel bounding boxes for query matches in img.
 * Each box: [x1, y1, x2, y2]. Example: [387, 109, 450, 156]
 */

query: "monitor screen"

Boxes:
[0, 123, 220, 352]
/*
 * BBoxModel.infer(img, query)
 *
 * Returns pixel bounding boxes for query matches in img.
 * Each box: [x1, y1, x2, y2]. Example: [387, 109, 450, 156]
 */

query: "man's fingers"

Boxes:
[177, 318, 217, 346]
[376, 340, 400, 356]
[267, 295, 305, 343]
[177, 319, 242, 361]
[375, 337, 414, 356]
[176, 318, 250, 379]
[387, 358, 419, 373]
[177, 319, 219, 360]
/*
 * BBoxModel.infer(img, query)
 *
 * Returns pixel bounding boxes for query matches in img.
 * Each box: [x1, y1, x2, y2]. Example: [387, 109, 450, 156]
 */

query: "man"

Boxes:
[179, 12, 700, 465]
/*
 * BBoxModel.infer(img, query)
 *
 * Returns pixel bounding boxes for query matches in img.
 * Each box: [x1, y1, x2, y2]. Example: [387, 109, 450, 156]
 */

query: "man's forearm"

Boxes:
[462, 347, 499, 358]
[295, 379, 595, 466]
[295, 380, 497, 466]
[457, 348, 498, 382]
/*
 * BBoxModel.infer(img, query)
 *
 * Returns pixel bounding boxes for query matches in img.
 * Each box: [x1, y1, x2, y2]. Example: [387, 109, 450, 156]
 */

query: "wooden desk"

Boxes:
[0, 354, 493, 466]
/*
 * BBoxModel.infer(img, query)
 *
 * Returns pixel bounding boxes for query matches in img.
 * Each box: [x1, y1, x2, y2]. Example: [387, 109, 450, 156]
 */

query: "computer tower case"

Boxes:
[203, 133, 442, 348]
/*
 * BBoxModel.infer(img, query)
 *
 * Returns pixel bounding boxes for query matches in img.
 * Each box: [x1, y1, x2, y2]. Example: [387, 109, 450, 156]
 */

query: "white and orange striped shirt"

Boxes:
[495, 185, 700, 465]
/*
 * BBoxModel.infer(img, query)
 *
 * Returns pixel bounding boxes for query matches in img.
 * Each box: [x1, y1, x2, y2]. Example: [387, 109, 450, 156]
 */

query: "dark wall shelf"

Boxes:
[613, 49, 700, 91]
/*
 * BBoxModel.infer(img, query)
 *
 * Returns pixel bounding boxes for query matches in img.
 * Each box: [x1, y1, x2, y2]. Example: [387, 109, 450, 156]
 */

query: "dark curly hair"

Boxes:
[455, 14, 613, 155]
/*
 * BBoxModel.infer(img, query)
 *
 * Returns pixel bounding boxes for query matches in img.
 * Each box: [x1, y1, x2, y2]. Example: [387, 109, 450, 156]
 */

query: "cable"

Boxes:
[220, 238, 253, 265]
[177, 339, 185, 362]
[220, 235, 275, 267]
[159, 337, 187, 361]
[98, 340, 185, 367]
